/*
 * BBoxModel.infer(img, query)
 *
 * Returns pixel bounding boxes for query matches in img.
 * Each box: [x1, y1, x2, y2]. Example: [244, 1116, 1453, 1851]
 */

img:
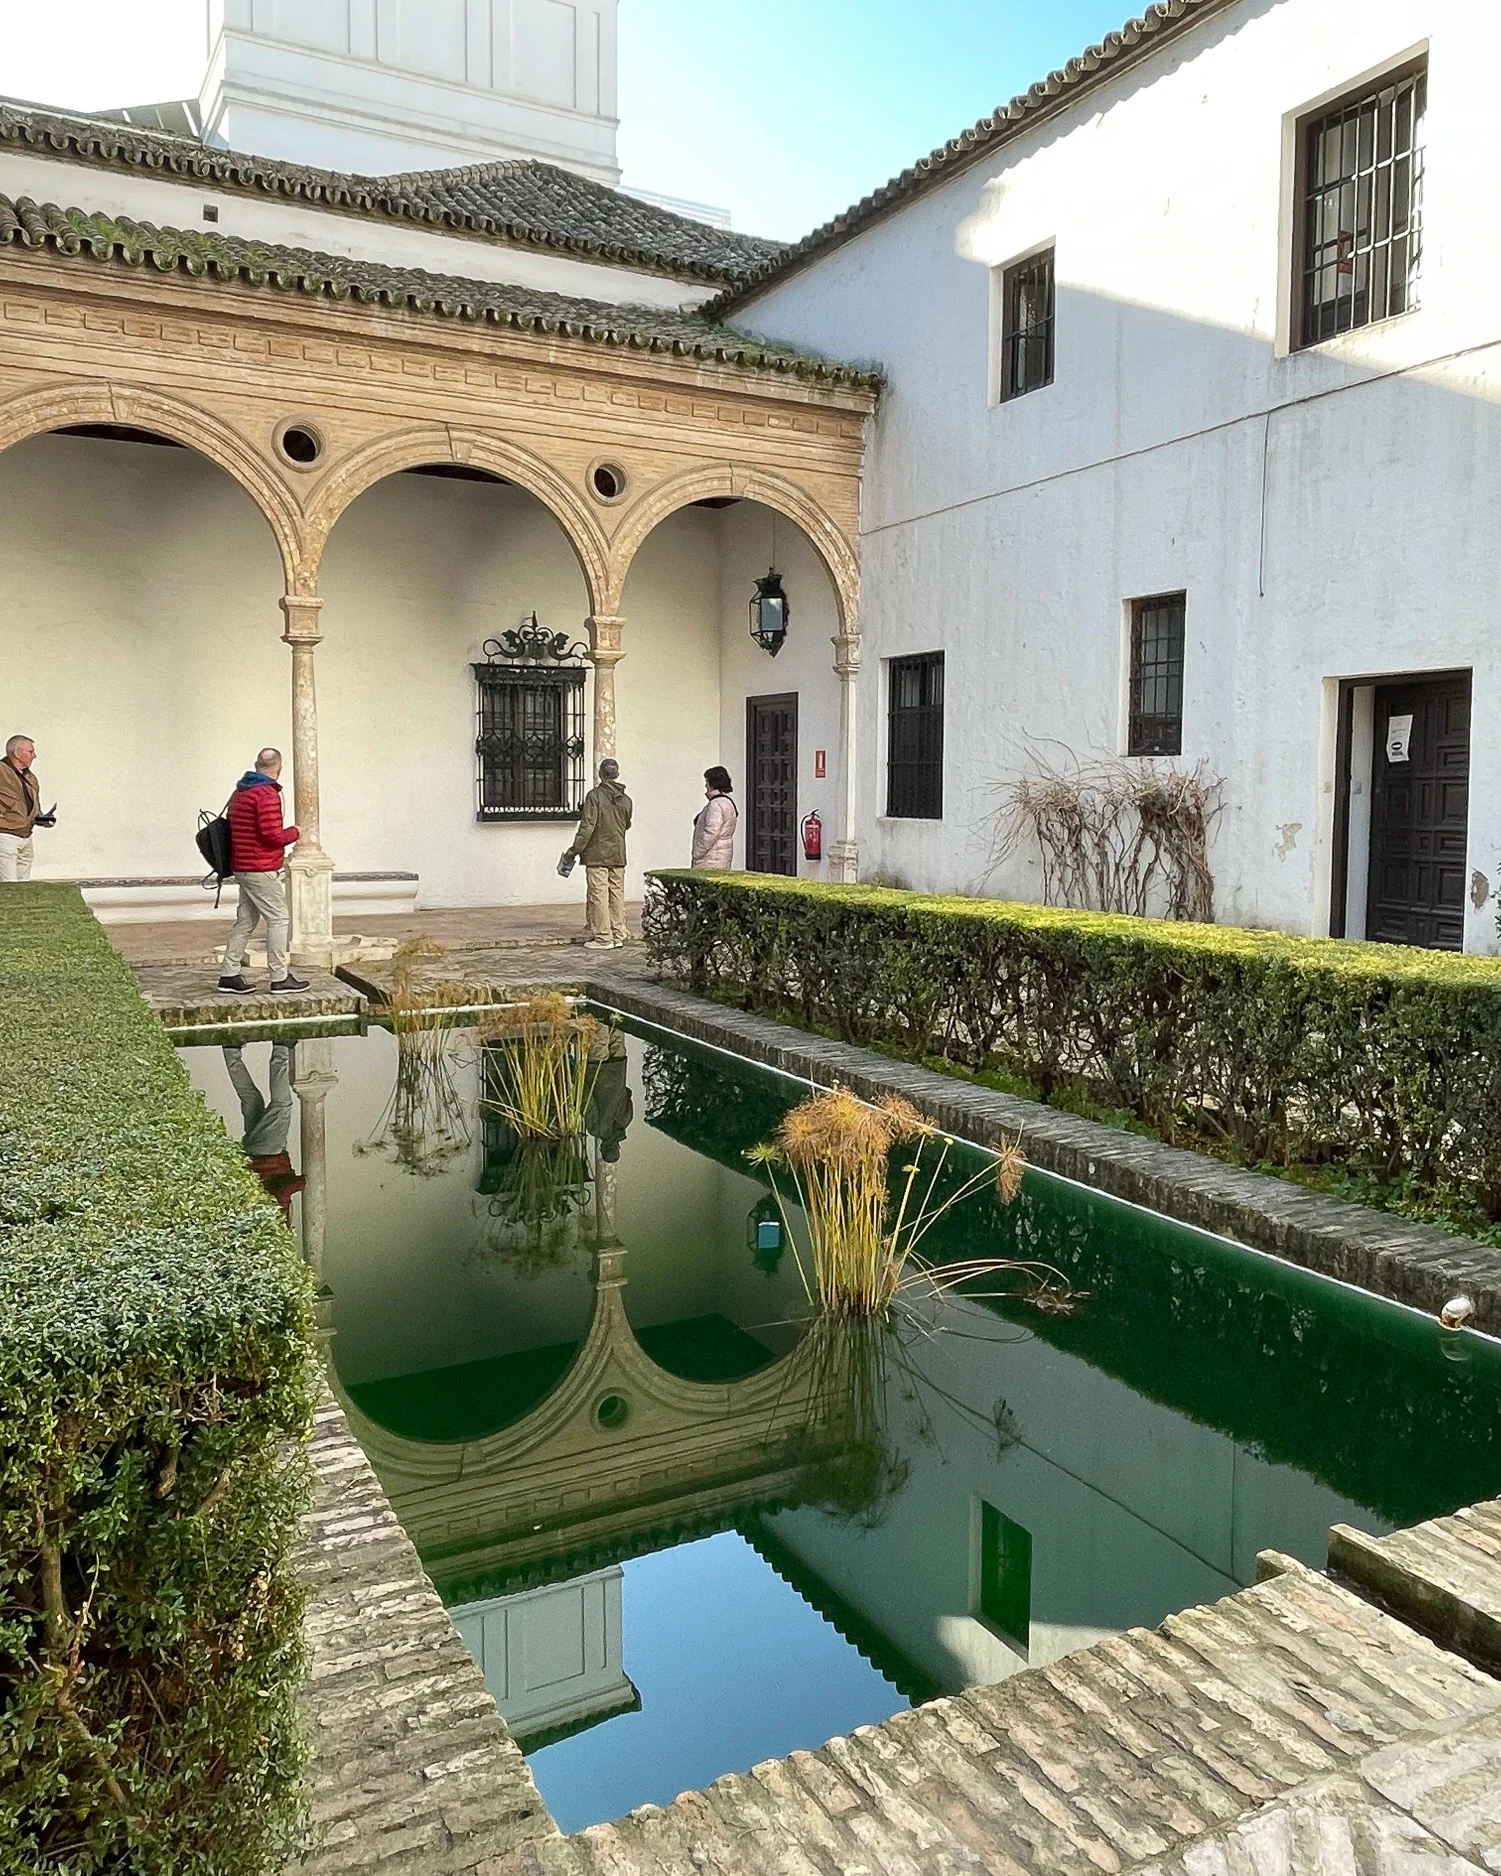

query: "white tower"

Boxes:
[199, 0, 620, 182]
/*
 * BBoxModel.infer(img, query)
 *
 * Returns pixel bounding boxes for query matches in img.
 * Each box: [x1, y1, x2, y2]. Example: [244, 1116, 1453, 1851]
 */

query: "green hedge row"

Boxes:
[0, 886, 314, 1872]
[644, 871, 1501, 1220]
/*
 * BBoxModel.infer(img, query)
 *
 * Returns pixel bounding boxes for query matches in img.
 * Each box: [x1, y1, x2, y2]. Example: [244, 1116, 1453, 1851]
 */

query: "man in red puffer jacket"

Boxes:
[217, 747, 308, 993]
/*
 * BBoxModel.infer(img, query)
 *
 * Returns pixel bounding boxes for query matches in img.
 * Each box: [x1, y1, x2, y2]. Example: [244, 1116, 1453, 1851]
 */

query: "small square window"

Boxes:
[999, 248, 1055, 400]
[1127, 593, 1186, 758]
[974, 1501, 1031, 1652]
[886, 653, 944, 819]
[1296, 62, 1425, 348]
[202, 204, 219, 223]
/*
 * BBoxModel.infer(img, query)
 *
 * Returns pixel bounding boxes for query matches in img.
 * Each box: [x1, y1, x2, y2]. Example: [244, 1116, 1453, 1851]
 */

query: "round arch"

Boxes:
[302, 426, 610, 615]
[0, 382, 308, 591]
[602, 463, 860, 632]
[330, 1270, 812, 1485]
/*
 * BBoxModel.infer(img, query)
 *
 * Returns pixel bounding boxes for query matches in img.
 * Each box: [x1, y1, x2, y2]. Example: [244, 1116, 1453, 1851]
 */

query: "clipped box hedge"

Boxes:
[0, 885, 314, 1872]
[644, 871, 1501, 1220]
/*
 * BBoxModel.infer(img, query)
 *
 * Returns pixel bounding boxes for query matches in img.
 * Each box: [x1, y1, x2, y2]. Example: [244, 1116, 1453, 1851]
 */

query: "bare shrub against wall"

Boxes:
[987, 752, 1223, 922]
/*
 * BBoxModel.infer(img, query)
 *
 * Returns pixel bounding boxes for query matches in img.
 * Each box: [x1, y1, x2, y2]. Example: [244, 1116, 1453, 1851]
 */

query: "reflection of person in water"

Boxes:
[223, 1042, 306, 1220]
[584, 1028, 633, 1162]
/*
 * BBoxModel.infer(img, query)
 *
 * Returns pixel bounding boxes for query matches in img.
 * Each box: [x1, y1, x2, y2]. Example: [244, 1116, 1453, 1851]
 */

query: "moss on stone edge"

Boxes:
[0, 884, 315, 1873]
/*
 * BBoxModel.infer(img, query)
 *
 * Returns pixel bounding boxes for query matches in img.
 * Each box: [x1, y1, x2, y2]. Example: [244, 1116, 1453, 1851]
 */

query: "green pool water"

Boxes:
[182, 1013, 1501, 1834]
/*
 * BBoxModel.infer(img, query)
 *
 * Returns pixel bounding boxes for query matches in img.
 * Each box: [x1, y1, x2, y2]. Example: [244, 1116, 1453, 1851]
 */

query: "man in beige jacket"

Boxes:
[0, 735, 54, 882]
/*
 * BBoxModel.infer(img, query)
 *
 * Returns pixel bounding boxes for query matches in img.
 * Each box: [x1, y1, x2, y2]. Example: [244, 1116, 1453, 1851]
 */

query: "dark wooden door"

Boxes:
[746, 693, 798, 875]
[1365, 672, 1470, 949]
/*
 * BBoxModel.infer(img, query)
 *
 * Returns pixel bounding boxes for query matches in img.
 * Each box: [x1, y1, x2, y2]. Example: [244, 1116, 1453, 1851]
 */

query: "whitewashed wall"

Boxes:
[711, 499, 844, 882]
[0, 433, 288, 882]
[732, 0, 1501, 947]
[203, 0, 620, 182]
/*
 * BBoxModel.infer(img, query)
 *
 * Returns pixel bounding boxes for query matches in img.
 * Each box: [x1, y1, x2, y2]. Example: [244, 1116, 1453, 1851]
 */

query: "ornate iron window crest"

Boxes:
[477, 613, 590, 668]
[472, 615, 588, 823]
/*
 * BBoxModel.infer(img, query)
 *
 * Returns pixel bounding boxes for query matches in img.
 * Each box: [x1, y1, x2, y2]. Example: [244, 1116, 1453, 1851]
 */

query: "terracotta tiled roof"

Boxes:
[706, 0, 1235, 315]
[0, 191, 881, 390]
[0, 98, 784, 287]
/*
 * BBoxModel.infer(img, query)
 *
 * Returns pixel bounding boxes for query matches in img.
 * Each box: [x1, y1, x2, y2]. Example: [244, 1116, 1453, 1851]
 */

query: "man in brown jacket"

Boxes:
[0, 735, 54, 882]
[562, 758, 632, 949]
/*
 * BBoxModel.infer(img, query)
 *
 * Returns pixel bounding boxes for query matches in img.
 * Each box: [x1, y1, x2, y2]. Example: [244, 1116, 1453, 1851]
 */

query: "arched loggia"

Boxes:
[310, 442, 601, 911]
[0, 390, 306, 894]
[606, 469, 861, 883]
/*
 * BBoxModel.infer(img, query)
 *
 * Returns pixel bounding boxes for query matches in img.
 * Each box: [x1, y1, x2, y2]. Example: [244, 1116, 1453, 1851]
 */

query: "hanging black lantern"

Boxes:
[749, 569, 789, 656]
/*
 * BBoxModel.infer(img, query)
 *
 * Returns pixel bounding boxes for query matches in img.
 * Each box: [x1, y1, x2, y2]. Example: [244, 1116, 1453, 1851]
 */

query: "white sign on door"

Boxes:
[1385, 713, 1414, 764]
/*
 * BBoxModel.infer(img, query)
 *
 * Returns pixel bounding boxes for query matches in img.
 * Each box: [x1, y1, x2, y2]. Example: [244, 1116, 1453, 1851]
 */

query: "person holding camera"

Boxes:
[0, 735, 56, 882]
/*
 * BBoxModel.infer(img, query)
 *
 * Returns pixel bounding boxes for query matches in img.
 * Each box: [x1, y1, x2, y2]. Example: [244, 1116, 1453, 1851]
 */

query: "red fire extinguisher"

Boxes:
[801, 810, 823, 862]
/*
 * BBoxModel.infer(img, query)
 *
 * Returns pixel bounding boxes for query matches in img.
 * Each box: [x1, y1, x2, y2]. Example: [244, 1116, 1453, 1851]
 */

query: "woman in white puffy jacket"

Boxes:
[691, 766, 738, 868]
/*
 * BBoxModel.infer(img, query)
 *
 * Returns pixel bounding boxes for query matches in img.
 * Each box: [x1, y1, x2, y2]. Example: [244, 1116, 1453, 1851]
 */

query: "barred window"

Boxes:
[1127, 594, 1185, 758]
[999, 248, 1055, 400]
[473, 656, 586, 822]
[887, 653, 944, 819]
[1298, 63, 1425, 348]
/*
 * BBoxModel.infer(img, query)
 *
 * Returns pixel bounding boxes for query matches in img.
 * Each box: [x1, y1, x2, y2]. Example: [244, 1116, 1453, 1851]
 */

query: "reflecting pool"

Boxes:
[182, 1014, 1501, 1833]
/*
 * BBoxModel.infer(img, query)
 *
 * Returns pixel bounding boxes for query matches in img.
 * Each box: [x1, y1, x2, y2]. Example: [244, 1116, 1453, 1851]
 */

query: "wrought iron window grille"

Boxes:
[999, 248, 1055, 401]
[887, 652, 945, 819]
[1298, 63, 1425, 349]
[473, 616, 588, 823]
[1127, 594, 1186, 758]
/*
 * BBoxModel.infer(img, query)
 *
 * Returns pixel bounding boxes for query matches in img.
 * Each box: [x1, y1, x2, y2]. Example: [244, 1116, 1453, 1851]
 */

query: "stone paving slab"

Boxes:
[290, 1396, 557, 1875]
[340, 942, 646, 1008]
[1329, 1500, 1501, 1677]
[133, 962, 365, 1030]
[591, 977, 1501, 1333]
[480, 1561, 1501, 1876]
[109, 901, 644, 966]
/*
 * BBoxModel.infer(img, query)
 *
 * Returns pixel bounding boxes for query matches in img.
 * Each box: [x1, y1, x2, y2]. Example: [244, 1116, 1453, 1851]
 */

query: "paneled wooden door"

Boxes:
[1365, 671, 1471, 949]
[746, 693, 799, 876]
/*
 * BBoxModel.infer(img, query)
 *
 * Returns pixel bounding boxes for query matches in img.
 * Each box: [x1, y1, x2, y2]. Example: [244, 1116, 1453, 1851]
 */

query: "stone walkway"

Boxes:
[484, 1553, 1501, 1875]
[109, 901, 643, 967]
[293, 1396, 557, 1875]
[133, 964, 364, 1030]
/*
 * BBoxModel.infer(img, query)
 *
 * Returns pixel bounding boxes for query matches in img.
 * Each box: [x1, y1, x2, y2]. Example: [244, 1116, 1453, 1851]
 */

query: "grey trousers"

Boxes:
[223, 869, 290, 980]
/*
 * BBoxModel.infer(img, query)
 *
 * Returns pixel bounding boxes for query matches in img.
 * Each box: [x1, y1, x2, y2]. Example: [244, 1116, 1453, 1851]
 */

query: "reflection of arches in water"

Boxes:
[339, 1233, 798, 1448]
[328, 1242, 849, 1593]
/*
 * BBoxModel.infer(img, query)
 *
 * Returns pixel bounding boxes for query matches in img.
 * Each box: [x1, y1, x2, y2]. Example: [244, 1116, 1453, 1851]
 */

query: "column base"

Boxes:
[828, 839, 861, 885]
[287, 849, 335, 969]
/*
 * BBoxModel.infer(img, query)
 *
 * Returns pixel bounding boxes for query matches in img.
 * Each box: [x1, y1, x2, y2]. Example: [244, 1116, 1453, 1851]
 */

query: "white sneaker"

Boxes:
[583, 939, 615, 952]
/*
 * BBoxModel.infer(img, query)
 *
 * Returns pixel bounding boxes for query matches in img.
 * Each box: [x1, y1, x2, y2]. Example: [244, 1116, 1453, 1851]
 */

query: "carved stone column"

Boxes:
[293, 1036, 338, 1347]
[829, 626, 861, 883]
[586, 614, 625, 764]
[280, 594, 335, 969]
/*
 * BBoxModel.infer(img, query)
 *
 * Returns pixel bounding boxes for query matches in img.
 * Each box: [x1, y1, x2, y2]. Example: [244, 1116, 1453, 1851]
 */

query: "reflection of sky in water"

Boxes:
[180, 1018, 1501, 1833]
[529, 1532, 902, 1834]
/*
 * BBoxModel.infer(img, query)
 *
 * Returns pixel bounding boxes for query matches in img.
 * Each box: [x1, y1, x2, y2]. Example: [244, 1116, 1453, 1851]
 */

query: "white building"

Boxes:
[4, 0, 1498, 954]
[723, 0, 1500, 951]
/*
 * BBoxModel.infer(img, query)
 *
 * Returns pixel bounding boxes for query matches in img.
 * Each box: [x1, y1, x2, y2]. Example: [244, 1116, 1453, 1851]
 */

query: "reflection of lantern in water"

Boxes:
[747, 1193, 785, 1275]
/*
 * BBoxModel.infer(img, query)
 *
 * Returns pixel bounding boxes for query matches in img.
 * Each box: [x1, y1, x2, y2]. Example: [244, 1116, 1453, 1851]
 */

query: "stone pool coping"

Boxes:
[593, 974, 1501, 1335]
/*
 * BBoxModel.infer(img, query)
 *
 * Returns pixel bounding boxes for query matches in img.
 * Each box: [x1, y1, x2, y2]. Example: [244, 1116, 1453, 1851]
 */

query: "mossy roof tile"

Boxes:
[0, 97, 782, 287]
[0, 191, 882, 390]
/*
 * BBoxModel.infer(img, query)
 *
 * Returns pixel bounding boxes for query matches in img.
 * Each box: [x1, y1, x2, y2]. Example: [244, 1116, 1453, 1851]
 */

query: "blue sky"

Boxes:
[619, 1, 1137, 239]
[4, 0, 1134, 241]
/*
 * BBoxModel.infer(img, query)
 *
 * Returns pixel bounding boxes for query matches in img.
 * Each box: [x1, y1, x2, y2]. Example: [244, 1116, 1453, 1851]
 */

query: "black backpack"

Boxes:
[196, 803, 233, 906]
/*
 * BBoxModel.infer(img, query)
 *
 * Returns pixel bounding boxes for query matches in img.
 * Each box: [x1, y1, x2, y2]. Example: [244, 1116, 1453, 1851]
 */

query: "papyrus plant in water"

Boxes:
[471, 1133, 594, 1276]
[478, 993, 602, 1140]
[356, 937, 473, 1177]
[748, 1084, 1068, 1317]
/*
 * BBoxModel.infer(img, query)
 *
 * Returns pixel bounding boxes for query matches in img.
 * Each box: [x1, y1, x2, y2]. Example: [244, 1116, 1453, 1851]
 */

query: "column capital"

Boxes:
[280, 593, 324, 645]
[586, 613, 625, 655]
[833, 632, 862, 677]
